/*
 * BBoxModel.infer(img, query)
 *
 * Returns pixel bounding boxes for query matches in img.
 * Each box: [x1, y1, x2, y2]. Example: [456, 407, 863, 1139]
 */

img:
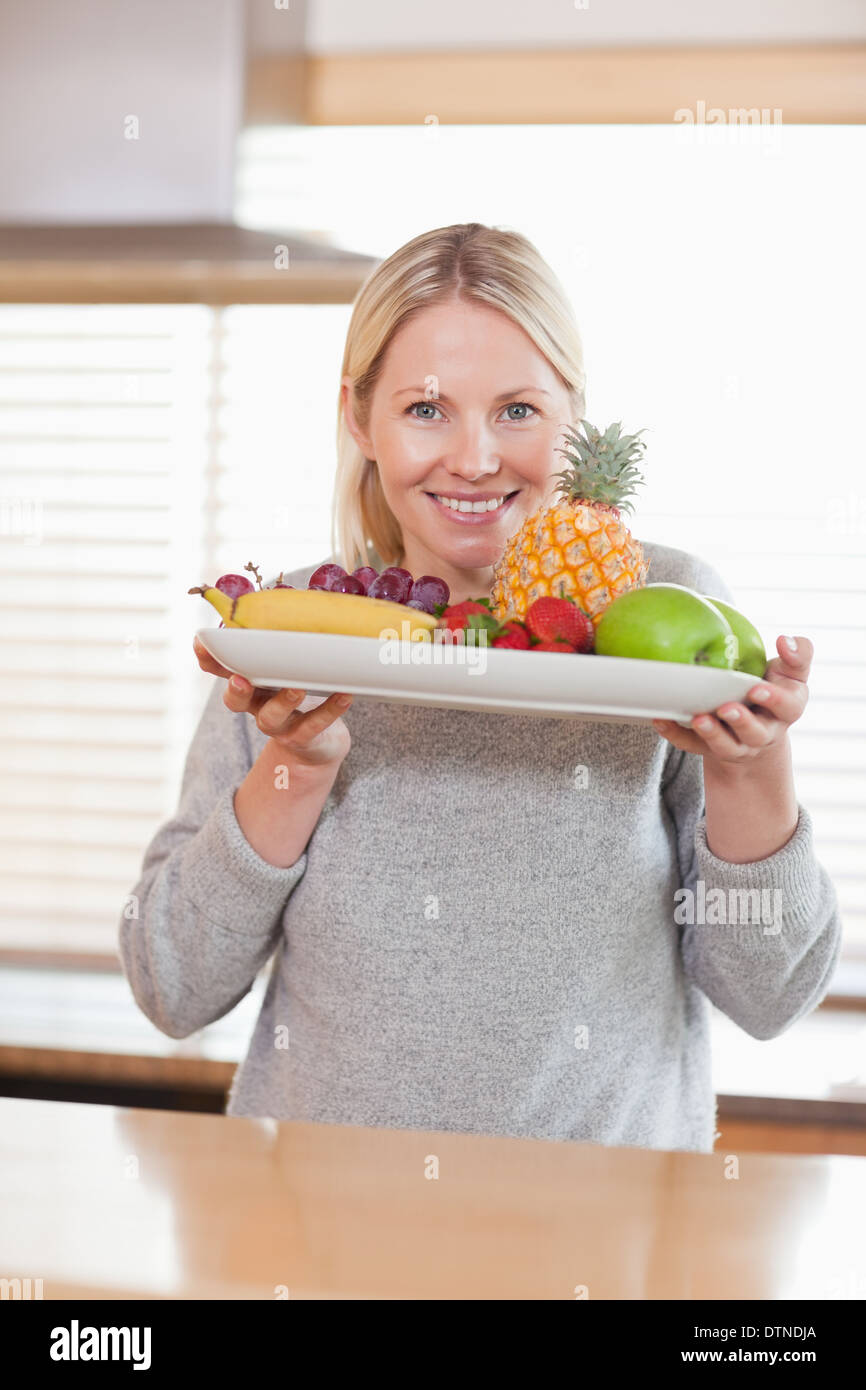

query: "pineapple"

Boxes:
[491, 420, 650, 627]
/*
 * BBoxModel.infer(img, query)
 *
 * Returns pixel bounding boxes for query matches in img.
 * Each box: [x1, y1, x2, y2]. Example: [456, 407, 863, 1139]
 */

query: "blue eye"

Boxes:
[405, 400, 537, 420]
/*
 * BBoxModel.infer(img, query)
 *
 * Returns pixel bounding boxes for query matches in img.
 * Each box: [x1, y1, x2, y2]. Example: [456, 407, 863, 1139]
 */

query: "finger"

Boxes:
[760, 662, 807, 700]
[279, 692, 353, 745]
[223, 673, 278, 713]
[193, 636, 233, 679]
[253, 687, 308, 733]
[745, 676, 807, 726]
[770, 634, 813, 682]
[690, 712, 748, 759]
[713, 702, 776, 748]
[651, 719, 706, 754]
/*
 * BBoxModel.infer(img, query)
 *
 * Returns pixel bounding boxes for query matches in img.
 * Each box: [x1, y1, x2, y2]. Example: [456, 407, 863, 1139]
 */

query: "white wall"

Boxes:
[246, 0, 306, 54]
[0, 0, 245, 222]
[300, 0, 866, 53]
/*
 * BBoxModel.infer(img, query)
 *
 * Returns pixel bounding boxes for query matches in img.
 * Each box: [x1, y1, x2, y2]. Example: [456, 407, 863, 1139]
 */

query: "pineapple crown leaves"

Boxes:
[553, 419, 647, 515]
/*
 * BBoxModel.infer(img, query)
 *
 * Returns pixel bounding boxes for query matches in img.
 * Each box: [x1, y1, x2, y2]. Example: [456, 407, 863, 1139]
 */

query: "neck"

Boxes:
[395, 541, 494, 608]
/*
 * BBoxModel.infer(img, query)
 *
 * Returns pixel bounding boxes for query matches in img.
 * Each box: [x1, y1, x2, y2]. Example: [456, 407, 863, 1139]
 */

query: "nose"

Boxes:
[443, 418, 501, 481]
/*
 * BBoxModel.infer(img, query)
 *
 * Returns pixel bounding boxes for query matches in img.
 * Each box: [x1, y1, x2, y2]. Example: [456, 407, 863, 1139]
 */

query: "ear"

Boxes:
[342, 375, 374, 456]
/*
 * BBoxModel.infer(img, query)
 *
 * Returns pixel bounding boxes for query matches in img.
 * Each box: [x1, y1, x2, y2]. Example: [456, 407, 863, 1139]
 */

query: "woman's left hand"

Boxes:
[651, 635, 812, 765]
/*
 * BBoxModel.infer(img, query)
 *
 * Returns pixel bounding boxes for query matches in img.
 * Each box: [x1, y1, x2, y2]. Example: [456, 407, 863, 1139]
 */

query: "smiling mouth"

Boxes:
[425, 490, 520, 515]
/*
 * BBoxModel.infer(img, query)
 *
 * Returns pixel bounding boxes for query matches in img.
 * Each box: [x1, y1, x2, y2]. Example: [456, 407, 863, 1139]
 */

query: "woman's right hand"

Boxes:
[193, 636, 353, 769]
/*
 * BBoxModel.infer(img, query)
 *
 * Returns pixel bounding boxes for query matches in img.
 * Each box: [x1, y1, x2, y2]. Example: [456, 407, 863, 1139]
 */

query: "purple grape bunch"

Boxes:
[306, 561, 449, 613]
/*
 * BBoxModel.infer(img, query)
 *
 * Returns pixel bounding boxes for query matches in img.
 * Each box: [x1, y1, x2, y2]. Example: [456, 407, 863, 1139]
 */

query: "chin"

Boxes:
[444, 538, 506, 570]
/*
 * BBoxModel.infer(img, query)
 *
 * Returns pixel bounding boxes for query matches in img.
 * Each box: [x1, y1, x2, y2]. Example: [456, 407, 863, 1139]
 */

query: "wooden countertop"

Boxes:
[2, 1096, 865, 1300]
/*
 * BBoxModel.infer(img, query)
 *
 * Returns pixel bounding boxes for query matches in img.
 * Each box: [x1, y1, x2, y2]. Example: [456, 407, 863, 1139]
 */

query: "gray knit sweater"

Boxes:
[119, 542, 842, 1152]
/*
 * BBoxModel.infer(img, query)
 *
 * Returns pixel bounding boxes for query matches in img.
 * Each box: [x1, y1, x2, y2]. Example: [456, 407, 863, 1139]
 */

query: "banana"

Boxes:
[189, 585, 436, 640]
[187, 587, 240, 625]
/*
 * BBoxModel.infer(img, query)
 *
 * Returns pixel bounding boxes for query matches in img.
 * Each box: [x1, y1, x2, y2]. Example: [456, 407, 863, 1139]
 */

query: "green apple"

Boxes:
[595, 583, 737, 668]
[702, 596, 767, 678]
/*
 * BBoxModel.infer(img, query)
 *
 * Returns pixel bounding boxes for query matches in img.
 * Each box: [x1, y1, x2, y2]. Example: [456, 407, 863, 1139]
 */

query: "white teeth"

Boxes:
[434, 494, 506, 513]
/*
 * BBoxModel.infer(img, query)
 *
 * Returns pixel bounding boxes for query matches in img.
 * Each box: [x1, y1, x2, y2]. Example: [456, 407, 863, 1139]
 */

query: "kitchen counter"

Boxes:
[1, 1096, 864, 1300]
[0, 222, 378, 304]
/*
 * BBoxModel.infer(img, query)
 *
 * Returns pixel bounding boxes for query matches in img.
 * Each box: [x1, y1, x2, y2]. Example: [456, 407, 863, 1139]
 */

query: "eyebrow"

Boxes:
[393, 385, 552, 403]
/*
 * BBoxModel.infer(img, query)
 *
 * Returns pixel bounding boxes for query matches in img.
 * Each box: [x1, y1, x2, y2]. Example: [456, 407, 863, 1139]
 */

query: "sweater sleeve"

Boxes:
[118, 677, 308, 1039]
[660, 552, 844, 1040]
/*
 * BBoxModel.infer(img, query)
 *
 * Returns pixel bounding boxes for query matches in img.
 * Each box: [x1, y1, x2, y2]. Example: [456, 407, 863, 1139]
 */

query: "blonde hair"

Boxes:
[332, 222, 587, 572]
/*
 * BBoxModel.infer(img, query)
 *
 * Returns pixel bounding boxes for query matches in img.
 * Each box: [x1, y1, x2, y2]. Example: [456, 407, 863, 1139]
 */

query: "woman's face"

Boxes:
[341, 298, 577, 599]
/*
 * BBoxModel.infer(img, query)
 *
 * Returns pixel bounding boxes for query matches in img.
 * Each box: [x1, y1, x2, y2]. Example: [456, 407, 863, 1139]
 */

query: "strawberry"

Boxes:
[491, 619, 531, 650]
[524, 596, 594, 653]
[437, 599, 492, 634]
[533, 638, 577, 653]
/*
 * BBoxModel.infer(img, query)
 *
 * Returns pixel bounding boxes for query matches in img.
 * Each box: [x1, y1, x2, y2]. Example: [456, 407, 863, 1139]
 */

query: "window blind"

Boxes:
[0, 304, 213, 956]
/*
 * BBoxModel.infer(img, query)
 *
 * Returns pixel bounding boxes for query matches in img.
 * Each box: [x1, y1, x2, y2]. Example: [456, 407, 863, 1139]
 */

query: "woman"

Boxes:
[120, 223, 841, 1152]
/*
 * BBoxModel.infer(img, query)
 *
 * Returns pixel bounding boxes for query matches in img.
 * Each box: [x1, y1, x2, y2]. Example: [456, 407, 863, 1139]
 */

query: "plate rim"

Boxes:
[195, 626, 758, 725]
